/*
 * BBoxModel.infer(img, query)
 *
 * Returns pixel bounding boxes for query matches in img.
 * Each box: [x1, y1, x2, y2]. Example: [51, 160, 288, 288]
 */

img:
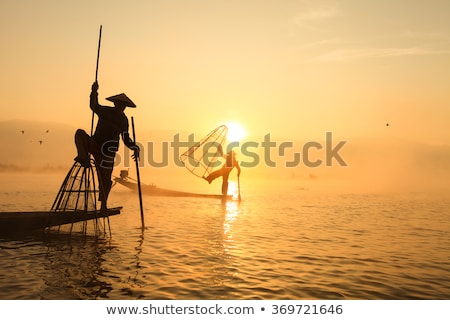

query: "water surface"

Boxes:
[0, 173, 449, 299]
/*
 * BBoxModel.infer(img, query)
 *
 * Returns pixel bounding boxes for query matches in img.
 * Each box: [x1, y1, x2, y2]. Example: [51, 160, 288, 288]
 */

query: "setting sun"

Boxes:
[225, 122, 247, 143]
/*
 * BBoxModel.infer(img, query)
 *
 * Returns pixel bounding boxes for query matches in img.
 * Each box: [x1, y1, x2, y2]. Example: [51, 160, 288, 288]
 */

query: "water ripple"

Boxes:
[1, 178, 449, 299]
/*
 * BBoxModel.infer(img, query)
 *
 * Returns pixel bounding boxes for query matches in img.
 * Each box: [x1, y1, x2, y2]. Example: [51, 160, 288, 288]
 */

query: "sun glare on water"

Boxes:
[226, 122, 247, 142]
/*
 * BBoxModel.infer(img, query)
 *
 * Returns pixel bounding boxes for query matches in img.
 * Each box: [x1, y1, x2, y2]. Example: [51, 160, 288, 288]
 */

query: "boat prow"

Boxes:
[0, 207, 121, 235]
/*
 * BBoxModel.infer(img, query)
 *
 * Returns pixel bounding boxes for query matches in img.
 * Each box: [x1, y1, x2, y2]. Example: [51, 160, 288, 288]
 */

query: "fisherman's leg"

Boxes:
[221, 180, 229, 195]
[100, 168, 113, 208]
[74, 129, 91, 167]
[89, 142, 109, 200]
[205, 168, 223, 184]
[95, 154, 114, 209]
[96, 167, 112, 209]
[221, 172, 230, 195]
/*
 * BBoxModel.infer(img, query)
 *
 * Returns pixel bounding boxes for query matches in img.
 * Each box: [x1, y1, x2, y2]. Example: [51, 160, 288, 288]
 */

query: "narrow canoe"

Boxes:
[0, 207, 121, 234]
[113, 177, 232, 200]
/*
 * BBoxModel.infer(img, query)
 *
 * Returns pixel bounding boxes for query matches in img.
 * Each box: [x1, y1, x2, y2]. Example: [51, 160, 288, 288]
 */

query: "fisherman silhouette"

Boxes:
[205, 147, 241, 195]
[74, 81, 140, 210]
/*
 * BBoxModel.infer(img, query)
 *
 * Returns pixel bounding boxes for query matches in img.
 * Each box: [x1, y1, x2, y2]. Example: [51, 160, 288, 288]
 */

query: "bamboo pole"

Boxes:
[131, 117, 145, 228]
[91, 25, 102, 136]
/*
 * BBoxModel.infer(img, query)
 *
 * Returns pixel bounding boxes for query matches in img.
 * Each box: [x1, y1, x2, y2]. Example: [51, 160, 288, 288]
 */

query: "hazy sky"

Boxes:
[1, 0, 450, 144]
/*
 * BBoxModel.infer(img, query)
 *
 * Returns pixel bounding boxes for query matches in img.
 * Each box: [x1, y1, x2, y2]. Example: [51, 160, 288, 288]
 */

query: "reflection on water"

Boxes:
[205, 199, 242, 296]
[223, 200, 240, 237]
[0, 173, 450, 299]
[41, 234, 113, 299]
[0, 233, 113, 299]
[123, 229, 146, 298]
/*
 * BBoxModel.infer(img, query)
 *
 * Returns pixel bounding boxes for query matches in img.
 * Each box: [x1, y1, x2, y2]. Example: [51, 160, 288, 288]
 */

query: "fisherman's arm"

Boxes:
[122, 132, 137, 148]
[90, 81, 100, 112]
[122, 132, 140, 159]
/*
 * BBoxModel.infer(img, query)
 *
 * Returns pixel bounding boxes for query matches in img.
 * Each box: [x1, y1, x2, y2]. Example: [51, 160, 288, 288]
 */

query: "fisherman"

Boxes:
[74, 81, 140, 210]
[205, 148, 241, 195]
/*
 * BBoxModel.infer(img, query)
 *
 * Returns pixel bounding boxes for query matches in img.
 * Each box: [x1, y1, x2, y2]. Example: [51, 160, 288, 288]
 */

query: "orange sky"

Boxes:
[1, 0, 450, 145]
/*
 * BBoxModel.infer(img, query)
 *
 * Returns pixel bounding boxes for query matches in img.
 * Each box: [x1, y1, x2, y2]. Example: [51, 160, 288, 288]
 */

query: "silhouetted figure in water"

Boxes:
[74, 81, 140, 210]
[205, 148, 241, 195]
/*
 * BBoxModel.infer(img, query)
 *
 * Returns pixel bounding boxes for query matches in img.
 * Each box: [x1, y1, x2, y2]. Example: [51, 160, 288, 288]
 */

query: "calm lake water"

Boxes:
[0, 172, 449, 300]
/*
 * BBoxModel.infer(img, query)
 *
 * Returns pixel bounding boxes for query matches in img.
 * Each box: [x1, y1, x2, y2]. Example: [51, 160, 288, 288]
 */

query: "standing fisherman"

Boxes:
[74, 81, 140, 210]
[205, 148, 241, 195]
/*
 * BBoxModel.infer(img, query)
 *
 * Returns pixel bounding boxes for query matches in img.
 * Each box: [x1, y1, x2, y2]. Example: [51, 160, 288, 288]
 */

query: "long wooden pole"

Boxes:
[91, 25, 102, 136]
[95, 25, 102, 82]
[131, 116, 145, 228]
[237, 174, 242, 202]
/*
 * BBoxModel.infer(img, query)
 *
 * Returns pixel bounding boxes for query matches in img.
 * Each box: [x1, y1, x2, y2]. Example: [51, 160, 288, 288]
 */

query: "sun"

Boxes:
[226, 122, 247, 142]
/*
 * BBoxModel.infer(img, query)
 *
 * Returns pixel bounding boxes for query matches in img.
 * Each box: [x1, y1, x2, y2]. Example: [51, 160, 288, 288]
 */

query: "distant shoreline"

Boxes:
[0, 163, 69, 173]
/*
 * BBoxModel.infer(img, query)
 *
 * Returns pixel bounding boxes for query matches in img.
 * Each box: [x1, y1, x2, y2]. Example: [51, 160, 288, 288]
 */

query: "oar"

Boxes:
[237, 173, 242, 202]
[131, 117, 145, 228]
[91, 25, 102, 136]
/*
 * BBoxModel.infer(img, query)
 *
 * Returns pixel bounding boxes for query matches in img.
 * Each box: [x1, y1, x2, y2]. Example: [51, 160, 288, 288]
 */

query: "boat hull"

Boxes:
[0, 207, 121, 235]
[113, 177, 232, 200]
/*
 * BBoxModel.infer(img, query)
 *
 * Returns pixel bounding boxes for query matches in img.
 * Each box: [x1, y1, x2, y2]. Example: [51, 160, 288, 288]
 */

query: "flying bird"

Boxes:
[38, 140, 43, 145]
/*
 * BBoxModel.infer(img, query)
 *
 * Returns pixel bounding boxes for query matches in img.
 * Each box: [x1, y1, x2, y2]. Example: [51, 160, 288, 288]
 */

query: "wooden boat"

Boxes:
[0, 207, 121, 235]
[112, 175, 231, 200]
[0, 162, 124, 236]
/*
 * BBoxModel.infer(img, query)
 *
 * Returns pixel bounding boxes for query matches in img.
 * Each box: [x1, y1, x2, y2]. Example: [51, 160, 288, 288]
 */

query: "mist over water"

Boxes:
[2, 120, 449, 196]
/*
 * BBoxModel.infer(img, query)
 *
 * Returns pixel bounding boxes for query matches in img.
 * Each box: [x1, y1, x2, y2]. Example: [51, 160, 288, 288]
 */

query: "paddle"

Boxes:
[131, 117, 145, 228]
[237, 173, 242, 202]
[91, 25, 102, 136]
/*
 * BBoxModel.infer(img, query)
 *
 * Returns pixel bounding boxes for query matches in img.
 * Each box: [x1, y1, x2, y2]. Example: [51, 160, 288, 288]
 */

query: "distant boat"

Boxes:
[113, 172, 231, 200]
[0, 207, 121, 235]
